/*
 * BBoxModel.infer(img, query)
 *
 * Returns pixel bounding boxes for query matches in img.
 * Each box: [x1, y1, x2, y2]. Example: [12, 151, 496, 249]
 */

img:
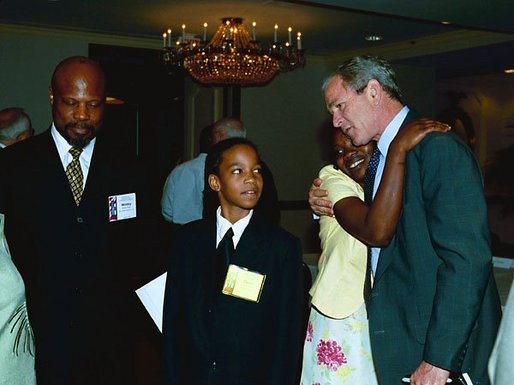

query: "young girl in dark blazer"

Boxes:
[163, 138, 304, 385]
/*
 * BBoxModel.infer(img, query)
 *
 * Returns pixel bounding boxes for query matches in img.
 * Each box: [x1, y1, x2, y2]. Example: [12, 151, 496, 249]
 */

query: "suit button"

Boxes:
[76, 217, 84, 223]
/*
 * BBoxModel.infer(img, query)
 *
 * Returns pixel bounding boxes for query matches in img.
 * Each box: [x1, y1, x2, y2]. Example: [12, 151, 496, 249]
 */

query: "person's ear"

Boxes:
[16, 130, 33, 142]
[366, 79, 382, 105]
[208, 174, 221, 192]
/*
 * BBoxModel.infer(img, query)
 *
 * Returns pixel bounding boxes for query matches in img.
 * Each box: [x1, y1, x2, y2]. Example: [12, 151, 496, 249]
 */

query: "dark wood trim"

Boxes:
[223, 85, 241, 118]
[278, 200, 310, 210]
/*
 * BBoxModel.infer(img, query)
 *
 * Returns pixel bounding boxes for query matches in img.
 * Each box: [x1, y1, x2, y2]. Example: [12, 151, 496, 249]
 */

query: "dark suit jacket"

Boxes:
[368, 112, 502, 385]
[0, 129, 159, 385]
[163, 215, 304, 385]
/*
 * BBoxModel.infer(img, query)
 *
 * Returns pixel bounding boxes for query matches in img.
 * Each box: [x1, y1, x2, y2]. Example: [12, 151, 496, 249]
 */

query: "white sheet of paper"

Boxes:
[462, 373, 474, 385]
[493, 256, 514, 269]
[135, 272, 167, 332]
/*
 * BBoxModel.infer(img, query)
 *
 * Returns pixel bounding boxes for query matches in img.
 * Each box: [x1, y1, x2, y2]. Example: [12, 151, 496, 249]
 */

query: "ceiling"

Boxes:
[1, 0, 513, 78]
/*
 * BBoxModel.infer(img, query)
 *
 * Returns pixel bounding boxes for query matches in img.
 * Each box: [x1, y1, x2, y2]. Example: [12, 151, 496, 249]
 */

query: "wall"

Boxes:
[241, 57, 332, 202]
[437, 73, 514, 165]
[395, 64, 436, 117]
[0, 24, 158, 133]
[437, 73, 514, 248]
[0, 28, 88, 131]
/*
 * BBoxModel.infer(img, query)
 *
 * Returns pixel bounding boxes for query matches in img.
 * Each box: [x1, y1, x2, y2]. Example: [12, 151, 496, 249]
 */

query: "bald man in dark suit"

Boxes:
[0, 56, 159, 385]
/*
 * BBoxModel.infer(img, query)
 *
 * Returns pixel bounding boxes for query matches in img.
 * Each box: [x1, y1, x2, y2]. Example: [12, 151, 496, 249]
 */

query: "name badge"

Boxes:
[222, 264, 266, 303]
[108, 193, 137, 222]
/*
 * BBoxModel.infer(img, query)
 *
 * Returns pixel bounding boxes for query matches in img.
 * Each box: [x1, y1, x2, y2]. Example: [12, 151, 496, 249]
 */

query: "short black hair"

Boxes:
[205, 137, 260, 178]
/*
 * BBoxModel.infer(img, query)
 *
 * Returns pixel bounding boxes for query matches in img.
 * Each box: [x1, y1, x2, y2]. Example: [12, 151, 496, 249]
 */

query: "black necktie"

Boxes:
[364, 145, 380, 204]
[216, 228, 234, 290]
[363, 145, 381, 305]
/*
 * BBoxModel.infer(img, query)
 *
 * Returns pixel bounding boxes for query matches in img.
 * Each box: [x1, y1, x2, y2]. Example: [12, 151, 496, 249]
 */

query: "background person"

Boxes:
[0, 107, 34, 148]
[161, 124, 212, 225]
[0, 210, 36, 385]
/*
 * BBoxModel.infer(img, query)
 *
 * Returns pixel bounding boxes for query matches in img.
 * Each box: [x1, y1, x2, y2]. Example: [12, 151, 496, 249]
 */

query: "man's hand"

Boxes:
[308, 178, 334, 217]
[410, 361, 450, 385]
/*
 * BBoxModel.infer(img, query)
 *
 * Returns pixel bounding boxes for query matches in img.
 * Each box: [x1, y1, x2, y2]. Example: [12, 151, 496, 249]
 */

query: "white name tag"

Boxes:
[108, 193, 137, 222]
[222, 264, 266, 303]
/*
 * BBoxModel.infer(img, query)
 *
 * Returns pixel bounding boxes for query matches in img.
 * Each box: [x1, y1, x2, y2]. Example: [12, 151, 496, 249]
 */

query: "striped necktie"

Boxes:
[363, 145, 381, 304]
[66, 146, 84, 206]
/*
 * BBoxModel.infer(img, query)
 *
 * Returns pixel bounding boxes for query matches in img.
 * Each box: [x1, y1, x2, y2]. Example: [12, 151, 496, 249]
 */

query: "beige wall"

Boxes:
[241, 57, 332, 201]
[0, 24, 158, 133]
[0, 28, 88, 132]
[437, 74, 514, 246]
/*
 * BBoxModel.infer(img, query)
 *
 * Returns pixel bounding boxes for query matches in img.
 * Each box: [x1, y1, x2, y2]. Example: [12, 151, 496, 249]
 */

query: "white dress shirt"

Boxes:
[371, 106, 409, 274]
[51, 124, 95, 189]
[215, 206, 253, 249]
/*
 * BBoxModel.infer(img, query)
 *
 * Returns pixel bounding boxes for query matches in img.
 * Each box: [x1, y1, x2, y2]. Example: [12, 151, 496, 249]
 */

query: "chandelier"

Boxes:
[161, 17, 305, 86]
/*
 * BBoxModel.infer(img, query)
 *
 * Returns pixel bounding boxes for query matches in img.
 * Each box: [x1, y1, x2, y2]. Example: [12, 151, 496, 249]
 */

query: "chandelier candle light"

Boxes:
[161, 17, 305, 86]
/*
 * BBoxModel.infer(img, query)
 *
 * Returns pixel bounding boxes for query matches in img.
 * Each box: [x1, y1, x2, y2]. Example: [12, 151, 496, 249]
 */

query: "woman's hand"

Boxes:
[308, 178, 334, 217]
[391, 119, 451, 154]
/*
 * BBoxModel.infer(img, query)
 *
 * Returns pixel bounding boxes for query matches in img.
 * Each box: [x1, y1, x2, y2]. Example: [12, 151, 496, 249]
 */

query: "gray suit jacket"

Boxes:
[368, 113, 502, 385]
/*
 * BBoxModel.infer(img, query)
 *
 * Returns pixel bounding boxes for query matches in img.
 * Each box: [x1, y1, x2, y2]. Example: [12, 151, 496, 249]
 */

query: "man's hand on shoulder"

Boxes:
[308, 178, 334, 217]
[410, 360, 450, 385]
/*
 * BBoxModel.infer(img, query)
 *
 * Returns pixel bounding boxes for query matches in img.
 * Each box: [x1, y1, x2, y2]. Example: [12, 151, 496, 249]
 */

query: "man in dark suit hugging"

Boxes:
[0, 56, 155, 385]
[309, 55, 501, 385]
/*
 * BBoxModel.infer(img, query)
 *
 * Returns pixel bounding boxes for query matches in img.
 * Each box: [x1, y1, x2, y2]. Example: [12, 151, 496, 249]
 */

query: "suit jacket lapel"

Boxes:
[39, 129, 79, 211]
[80, 136, 129, 210]
[81, 137, 108, 206]
[199, 218, 218, 297]
[233, 216, 268, 269]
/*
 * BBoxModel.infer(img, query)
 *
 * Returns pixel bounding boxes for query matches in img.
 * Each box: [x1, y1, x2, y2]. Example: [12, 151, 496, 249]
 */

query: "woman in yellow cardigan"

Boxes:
[301, 119, 449, 385]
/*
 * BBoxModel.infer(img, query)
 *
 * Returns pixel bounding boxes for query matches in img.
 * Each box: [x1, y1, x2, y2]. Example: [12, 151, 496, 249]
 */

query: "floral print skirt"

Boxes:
[300, 304, 378, 385]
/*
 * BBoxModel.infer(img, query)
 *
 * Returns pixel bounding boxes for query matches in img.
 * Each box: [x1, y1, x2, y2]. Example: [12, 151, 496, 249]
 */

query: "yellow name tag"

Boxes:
[222, 264, 266, 303]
